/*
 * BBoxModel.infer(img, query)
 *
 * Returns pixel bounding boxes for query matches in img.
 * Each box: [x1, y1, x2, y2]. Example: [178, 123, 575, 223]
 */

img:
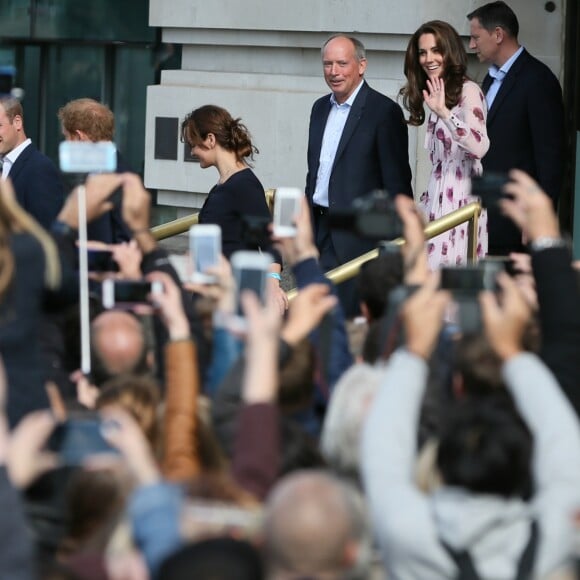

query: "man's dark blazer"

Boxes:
[481, 49, 565, 253]
[305, 81, 413, 264]
[86, 151, 132, 244]
[8, 142, 65, 230]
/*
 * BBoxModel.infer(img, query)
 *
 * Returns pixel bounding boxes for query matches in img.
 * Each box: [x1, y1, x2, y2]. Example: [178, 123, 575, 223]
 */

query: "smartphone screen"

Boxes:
[440, 267, 487, 293]
[230, 251, 272, 324]
[87, 249, 118, 272]
[236, 267, 267, 313]
[189, 225, 221, 283]
[102, 279, 163, 308]
[279, 197, 297, 226]
[273, 188, 301, 237]
[59, 141, 117, 174]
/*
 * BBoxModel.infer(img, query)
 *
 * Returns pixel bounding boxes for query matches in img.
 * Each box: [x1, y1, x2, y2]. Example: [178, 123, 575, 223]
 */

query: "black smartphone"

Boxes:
[101, 279, 163, 308]
[441, 266, 489, 293]
[480, 256, 517, 277]
[48, 418, 119, 466]
[87, 249, 119, 273]
[471, 172, 512, 208]
[230, 251, 272, 329]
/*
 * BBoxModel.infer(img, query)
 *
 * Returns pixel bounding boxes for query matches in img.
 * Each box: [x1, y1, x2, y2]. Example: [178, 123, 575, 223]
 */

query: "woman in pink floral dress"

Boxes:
[400, 20, 490, 269]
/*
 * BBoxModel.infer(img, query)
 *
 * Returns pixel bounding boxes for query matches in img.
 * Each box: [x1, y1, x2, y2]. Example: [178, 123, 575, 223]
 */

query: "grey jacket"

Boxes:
[362, 350, 580, 579]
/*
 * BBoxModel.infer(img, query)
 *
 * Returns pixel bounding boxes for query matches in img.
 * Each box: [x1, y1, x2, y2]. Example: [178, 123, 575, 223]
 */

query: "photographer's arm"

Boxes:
[121, 173, 211, 383]
[361, 276, 450, 577]
[278, 197, 352, 395]
[502, 170, 580, 415]
[147, 271, 201, 483]
[480, 275, 580, 569]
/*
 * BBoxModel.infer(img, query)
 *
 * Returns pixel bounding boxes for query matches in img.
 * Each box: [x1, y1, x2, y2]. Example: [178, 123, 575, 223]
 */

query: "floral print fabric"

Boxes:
[419, 80, 490, 269]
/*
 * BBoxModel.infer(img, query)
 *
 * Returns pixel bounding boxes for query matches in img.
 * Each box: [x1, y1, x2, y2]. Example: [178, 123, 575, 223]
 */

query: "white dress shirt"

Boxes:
[312, 80, 364, 207]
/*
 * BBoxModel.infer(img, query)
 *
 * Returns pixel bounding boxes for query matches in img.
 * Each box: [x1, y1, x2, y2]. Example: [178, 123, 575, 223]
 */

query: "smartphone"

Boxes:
[59, 141, 117, 174]
[441, 265, 501, 334]
[273, 187, 302, 237]
[87, 249, 119, 273]
[480, 256, 517, 277]
[48, 418, 119, 466]
[440, 265, 498, 294]
[102, 279, 163, 308]
[471, 172, 512, 209]
[189, 224, 221, 283]
[230, 250, 273, 326]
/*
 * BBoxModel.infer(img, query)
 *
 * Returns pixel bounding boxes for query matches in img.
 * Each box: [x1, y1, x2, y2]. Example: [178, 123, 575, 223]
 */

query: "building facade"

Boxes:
[144, 0, 574, 219]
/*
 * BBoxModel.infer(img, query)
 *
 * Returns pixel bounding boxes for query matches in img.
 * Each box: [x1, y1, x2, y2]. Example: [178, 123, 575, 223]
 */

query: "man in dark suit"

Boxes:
[58, 98, 131, 243]
[467, 1, 565, 255]
[0, 97, 65, 230]
[305, 34, 412, 316]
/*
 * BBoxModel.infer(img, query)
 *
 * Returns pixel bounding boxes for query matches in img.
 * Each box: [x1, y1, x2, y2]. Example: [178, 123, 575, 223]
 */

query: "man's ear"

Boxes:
[494, 26, 505, 44]
[12, 115, 23, 131]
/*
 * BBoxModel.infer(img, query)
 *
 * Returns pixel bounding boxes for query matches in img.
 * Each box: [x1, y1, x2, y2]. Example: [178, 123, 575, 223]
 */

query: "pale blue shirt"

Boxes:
[312, 80, 364, 207]
[485, 46, 524, 109]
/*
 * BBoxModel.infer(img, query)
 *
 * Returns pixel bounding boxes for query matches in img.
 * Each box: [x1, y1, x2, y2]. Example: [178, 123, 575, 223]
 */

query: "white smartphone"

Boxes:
[273, 187, 302, 237]
[59, 141, 117, 174]
[230, 250, 273, 327]
[102, 279, 163, 309]
[189, 224, 221, 283]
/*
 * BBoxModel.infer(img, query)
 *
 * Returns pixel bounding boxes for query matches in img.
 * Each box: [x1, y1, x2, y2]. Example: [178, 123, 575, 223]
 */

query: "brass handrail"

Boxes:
[151, 188, 277, 241]
[286, 201, 482, 300]
[150, 196, 481, 300]
[151, 213, 199, 240]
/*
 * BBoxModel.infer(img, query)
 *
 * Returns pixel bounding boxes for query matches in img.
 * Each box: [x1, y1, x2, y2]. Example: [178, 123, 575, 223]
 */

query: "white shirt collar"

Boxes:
[330, 79, 365, 107]
[3, 138, 32, 166]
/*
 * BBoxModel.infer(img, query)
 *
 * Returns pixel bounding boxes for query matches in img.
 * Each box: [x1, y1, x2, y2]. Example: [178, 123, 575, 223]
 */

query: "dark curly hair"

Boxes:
[399, 20, 469, 126]
[181, 104, 259, 163]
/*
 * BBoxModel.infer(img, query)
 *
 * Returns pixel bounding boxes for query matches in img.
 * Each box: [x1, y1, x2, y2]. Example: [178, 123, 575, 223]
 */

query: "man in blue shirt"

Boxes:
[467, 1, 565, 255]
[305, 34, 412, 316]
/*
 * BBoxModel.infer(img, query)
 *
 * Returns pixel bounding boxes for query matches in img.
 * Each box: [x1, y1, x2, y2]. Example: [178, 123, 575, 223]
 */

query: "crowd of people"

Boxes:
[0, 1, 576, 579]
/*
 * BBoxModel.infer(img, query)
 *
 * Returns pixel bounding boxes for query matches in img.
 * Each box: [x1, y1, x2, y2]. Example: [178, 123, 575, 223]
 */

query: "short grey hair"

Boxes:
[322, 34, 367, 61]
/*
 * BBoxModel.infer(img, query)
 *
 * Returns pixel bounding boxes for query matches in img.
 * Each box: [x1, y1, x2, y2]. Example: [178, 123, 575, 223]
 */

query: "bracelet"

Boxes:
[267, 272, 282, 281]
[529, 237, 567, 252]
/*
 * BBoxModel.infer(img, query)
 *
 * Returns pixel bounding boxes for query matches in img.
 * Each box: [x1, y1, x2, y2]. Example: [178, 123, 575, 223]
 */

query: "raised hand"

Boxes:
[6, 411, 59, 489]
[423, 77, 450, 119]
[281, 283, 338, 347]
[395, 194, 428, 285]
[401, 273, 450, 360]
[479, 271, 531, 361]
[146, 271, 190, 340]
[57, 173, 124, 229]
[501, 169, 560, 243]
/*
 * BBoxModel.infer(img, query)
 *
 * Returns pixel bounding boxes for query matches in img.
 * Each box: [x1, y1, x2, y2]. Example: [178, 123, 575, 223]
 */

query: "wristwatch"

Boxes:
[529, 236, 567, 252]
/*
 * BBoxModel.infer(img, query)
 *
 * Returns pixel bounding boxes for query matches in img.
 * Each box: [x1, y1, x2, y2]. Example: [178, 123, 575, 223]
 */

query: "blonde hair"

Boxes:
[0, 178, 61, 297]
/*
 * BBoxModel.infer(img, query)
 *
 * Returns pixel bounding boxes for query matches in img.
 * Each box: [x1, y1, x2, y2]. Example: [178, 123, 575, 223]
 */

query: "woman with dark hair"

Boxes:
[181, 105, 286, 310]
[400, 20, 489, 268]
